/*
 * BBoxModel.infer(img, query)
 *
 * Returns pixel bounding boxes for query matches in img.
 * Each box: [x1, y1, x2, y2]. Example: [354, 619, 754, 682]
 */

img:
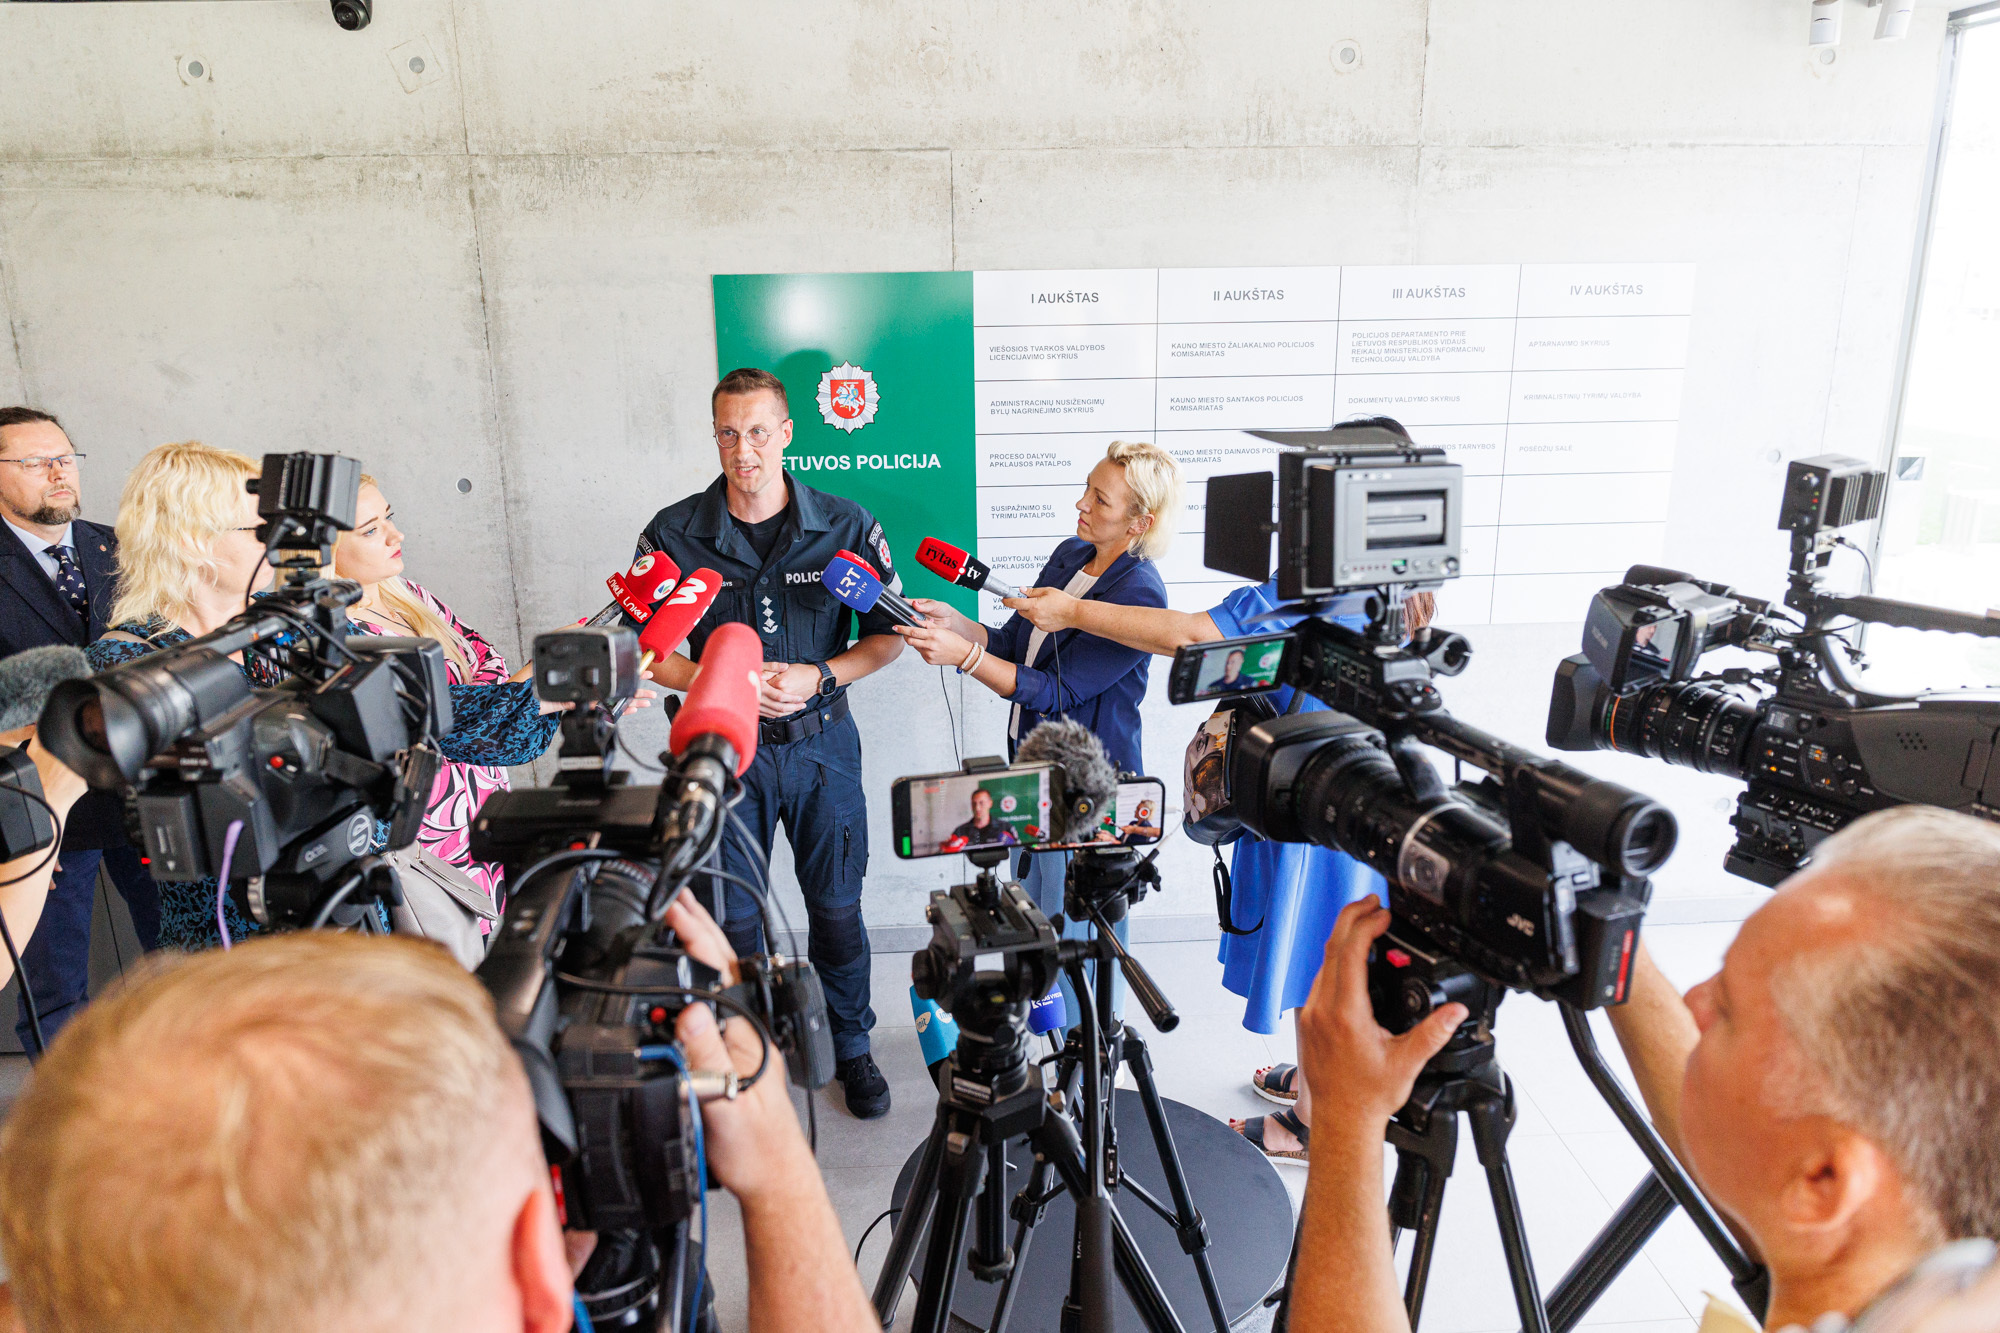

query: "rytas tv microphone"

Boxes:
[1015, 718, 1118, 845]
[637, 567, 723, 669]
[824, 553, 924, 628]
[669, 621, 761, 777]
[914, 537, 1020, 600]
[1, 645, 91, 731]
[585, 546, 682, 628]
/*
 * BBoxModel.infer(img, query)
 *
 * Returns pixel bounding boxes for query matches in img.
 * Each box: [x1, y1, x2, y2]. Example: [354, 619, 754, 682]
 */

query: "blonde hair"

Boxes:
[334, 475, 474, 677]
[108, 441, 261, 630]
[1104, 440, 1184, 562]
[0, 933, 536, 1332]
[1769, 804, 2000, 1243]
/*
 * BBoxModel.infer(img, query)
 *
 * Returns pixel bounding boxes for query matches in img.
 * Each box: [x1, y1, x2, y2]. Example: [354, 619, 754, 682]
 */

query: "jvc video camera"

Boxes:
[472, 625, 832, 1333]
[38, 453, 452, 931]
[1547, 454, 2000, 886]
[1183, 429, 1674, 1011]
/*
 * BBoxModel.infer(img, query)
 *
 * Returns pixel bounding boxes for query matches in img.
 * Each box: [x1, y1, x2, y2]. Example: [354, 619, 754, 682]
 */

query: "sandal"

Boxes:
[1251, 1063, 1300, 1106]
[1237, 1108, 1310, 1165]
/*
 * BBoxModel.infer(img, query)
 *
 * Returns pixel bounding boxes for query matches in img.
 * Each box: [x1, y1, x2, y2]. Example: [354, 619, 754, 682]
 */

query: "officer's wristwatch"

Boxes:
[814, 661, 837, 701]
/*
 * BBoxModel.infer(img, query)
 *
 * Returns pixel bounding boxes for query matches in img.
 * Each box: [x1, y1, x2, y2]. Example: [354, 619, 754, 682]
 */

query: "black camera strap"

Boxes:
[1212, 842, 1261, 936]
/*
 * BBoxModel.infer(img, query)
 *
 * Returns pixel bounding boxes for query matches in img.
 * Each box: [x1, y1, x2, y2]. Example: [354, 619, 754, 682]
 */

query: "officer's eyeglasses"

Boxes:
[0, 453, 85, 475]
[715, 427, 778, 447]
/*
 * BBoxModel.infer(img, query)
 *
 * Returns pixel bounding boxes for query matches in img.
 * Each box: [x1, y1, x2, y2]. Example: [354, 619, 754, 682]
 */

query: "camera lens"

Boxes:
[1602, 680, 1757, 778]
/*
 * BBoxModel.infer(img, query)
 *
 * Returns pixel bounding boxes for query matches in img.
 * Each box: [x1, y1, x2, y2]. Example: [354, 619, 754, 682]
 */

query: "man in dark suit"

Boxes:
[0, 406, 157, 1051]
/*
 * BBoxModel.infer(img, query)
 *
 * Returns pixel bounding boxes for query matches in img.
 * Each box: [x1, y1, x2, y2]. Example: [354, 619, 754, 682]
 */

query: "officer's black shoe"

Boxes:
[836, 1053, 891, 1120]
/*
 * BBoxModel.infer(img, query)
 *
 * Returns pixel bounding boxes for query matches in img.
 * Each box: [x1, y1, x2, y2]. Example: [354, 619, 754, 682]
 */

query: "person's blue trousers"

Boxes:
[696, 715, 875, 1063]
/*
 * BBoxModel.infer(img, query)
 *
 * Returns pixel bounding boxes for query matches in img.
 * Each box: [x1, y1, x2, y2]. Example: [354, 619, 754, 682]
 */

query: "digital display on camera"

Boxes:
[1046, 777, 1166, 851]
[893, 766, 1054, 859]
[1195, 638, 1286, 694]
[1365, 489, 1448, 549]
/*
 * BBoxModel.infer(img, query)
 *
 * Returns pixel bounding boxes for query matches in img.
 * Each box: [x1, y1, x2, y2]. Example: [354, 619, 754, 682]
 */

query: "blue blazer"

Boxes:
[985, 538, 1166, 777]
[0, 517, 123, 850]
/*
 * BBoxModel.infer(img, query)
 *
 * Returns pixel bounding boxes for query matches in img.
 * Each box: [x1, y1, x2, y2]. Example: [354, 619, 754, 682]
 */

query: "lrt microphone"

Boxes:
[586, 547, 682, 628]
[1015, 718, 1118, 844]
[824, 553, 925, 629]
[914, 537, 1020, 600]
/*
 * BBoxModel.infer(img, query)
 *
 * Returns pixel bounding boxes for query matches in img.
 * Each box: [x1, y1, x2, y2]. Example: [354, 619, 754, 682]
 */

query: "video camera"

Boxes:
[1187, 428, 1676, 1012]
[470, 620, 833, 1333]
[37, 453, 452, 930]
[1546, 454, 2000, 885]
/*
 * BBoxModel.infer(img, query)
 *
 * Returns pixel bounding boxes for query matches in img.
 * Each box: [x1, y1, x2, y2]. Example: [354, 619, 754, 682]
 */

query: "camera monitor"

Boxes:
[1167, 631, 1298, 705]
[1207, 427, 1463, 601]
[891, 767, 1166, 858]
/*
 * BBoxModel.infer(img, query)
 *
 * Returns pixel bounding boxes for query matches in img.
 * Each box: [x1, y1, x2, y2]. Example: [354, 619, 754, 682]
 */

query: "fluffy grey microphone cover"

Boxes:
[1015, 718, 1118, 843]
[0, 645, 92, 730]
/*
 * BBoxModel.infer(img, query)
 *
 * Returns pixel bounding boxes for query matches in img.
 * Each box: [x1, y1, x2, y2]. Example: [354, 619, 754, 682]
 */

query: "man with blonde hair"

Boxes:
[1290, 802, 2000, 1331]
[0, 895, 876, 1333]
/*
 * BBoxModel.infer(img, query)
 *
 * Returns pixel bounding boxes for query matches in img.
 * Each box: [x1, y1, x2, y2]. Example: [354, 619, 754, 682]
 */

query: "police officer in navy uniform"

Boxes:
[635, 368, 904, 1119]
[0, 407, 160, 1051]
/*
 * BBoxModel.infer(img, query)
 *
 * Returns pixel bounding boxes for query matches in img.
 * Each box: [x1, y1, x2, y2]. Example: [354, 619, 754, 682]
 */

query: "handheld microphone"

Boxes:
[1015, 718, 1118, 844]
[914, 537, 1020, 600]
[637, 567, 722, 668]
[586, 548, 682, 628]
[2, 646, 91, 731]
[824, 553, 925, 629]
[669, 621, 761, 778]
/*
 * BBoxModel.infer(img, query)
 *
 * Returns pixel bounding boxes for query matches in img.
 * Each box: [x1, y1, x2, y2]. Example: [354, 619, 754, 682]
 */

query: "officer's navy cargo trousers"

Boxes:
[697, 713, 875, 1062]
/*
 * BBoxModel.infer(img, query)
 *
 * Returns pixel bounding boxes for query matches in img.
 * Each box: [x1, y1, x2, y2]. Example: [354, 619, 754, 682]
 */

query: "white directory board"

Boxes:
[971, 264, 1694, 625]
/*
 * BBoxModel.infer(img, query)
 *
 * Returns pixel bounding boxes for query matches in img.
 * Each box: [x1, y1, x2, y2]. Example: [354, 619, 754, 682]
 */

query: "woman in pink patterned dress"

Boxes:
[331, 476, 527, 905]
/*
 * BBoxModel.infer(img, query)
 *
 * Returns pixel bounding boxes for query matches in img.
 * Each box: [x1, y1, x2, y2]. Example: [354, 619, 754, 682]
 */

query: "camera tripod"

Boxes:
[1271, 937, 1770, 1333]
[871, 853, 1233, 1333]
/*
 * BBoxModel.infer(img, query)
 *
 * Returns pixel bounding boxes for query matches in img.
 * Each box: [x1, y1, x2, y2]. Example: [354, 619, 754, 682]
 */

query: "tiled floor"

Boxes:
[0, 921, 1748, 1331]
[700, 920, 1749, 1332]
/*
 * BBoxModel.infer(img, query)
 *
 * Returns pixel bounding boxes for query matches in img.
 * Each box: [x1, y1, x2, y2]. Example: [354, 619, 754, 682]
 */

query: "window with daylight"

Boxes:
[1871, 3, 2000, 691]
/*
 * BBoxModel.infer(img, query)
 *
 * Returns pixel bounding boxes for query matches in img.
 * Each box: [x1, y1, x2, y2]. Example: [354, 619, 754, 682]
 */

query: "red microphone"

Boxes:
[637, 567, 722, 667]
[585, 549, 682, 627]
[913, 537, 1020, 599]
[670, 621, 761, 776]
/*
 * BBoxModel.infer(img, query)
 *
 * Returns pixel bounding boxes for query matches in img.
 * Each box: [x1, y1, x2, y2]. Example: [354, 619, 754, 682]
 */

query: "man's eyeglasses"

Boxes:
[714, 427, 779, 446]
[0, 453, 85, 475]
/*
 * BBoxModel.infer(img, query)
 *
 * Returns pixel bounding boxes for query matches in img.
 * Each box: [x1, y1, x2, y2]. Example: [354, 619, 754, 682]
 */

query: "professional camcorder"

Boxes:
[1197, 431, 1775, 1333]
[471, 621, 832, 1333]
[37, 452, 452, 930]
[1191, 429, 1675, 1012]
[1546, 453, 2000, 885]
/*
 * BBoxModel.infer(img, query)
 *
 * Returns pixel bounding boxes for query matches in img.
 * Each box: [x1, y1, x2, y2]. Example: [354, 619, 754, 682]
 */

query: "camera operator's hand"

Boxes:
[1001, 585, 1080, 634]
[664, 892, 876, 1333]
[1, 726, 87, 820]
[1298, 899, 1466, 1130]
[1290, 899, 1468, 1333]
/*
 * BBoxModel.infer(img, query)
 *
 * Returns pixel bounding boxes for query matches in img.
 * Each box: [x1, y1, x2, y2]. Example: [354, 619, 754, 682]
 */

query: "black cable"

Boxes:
[722, 806, 796, 944]
[807, 1081, 818, 1156]
[853, 1207, 900, 1267]
[702, 869, 782, 950]
[307, 875, 364, 930]
[938, 667, 962, 767]
[553, 975, 774, 1090]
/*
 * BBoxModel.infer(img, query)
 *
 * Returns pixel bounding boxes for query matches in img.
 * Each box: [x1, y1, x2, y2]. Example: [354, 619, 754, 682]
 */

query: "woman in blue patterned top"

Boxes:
[88, 442, 561, 951]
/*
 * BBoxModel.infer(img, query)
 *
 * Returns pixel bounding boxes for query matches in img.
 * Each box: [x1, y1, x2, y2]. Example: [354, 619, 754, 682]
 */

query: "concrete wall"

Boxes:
[0, 0, 1952, 940]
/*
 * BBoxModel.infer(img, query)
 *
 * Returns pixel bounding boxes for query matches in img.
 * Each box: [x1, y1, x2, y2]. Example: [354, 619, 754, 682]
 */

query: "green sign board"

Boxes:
[713, 271, 979, 618]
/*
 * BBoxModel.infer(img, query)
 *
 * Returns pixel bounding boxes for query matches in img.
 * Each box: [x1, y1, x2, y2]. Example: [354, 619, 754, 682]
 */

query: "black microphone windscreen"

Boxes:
[0, 646, 90, 730]
[1016, 719, 1117, 844]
